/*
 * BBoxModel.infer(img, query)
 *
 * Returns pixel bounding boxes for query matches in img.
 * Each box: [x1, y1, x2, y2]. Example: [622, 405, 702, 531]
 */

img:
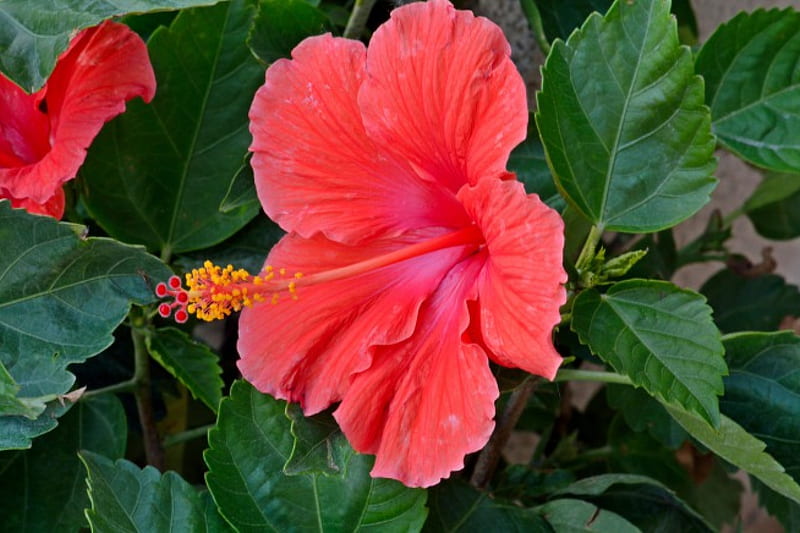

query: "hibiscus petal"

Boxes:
[0, 75, 49, 168]
[335, 258, 498, 488]
[359, 0, 527, 192]
[459, 178, 567, 379]
[249, 34, 468, 244]
[0, 21, 155, 209]
[5, 189, 65, 219]
[237, 229, 472, 415]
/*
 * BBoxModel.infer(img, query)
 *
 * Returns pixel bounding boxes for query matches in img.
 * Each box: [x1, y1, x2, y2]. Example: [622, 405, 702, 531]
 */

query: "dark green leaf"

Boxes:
[665, 404, 800, 505]
[607, 385, 687, 449]
[607, 416, 693, 491]
[696, 9, 800, 173]
[219, 160, 258, 214]
[672, 0, 698, 44]
[684, 461, 743, 530]
[248, 0, 329, 64]
[721, 332, 800, 484]
[147, 327, 224, 412]
[0, 395, 126, 531]
[536, 0, 716, 232]
[532, 0, 613, 42]
[82, 451, 217, 532]
[700, 270, 800, 333]
[174, 216, 283, 275]
[81, 0, 263, 254]
[572, 279, 726, 426]
[625, 230, 678, 280]
[284, 404, 349, 476]
[0, 361, 43, 419]
[0, 403, 70, 450]
[0, 203, 169, 445]
[508, 119, 563, 209]
[205, 380, 428, 532]
[745, 173, 800, 240]
[536, 498, 639, 532]
[424, 480, 551, 532]
[553, 474, 713, 532]
[753, 479, 800, 531]
[0, 0, 220, 91]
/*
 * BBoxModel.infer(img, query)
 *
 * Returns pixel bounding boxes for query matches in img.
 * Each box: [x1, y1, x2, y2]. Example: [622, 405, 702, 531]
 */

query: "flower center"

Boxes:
[156, 225, 483, 323]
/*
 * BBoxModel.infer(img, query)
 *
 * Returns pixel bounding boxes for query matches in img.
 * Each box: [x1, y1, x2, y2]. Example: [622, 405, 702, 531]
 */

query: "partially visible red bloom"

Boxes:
[160, 0, 567, 488]
[0, 21, 156, 218]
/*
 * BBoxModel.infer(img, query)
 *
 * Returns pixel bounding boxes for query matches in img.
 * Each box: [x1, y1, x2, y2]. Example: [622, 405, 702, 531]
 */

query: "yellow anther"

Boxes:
[279, 268, 287, 276]
[294, 272, 304, 279]
[271, 293, 280, 305]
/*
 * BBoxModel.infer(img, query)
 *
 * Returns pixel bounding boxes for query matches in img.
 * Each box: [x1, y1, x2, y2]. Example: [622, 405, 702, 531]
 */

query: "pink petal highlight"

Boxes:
[336, 258, 498, 488]
[0, 21, 155, 218]
[459, 178, 567, 379]
[237, 229, 472, 415]
[249, 34, 469, 244]
[359, 0, 528, 192]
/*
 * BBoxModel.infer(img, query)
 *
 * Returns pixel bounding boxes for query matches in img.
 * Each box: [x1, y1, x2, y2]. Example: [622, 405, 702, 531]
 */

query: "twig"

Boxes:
[131, 324, 165, 470]
[470, 377, 539, 489]
[163, 424, 214, 448]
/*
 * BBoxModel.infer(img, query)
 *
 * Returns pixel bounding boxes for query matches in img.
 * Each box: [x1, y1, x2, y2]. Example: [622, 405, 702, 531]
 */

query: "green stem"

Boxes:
[519, 0, 551, 56]
[721, 206, 744, 229]
[131, 322, 165, 470]
[554, 368, 632, 386]
[470, 377, 539, 489]
[82, 379, 137, 399]
[343, 0, 378, 40]
[163, 424, 214, 448]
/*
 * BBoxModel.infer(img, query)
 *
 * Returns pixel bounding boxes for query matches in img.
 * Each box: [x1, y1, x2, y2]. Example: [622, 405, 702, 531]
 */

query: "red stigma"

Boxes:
[174, 309, 189, 323]
[155, 276, 192, 323]
[168, 275, 182, 289]
[155, 282, 168, 297]
[158, 303, 172, 317]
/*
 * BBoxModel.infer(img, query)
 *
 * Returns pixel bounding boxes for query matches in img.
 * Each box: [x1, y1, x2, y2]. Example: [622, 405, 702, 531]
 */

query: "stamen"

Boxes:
[154, 225, 483, 324]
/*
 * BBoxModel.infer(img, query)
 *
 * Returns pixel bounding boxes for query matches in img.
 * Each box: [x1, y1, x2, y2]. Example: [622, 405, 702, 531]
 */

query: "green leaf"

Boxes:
[572, 279, 726, 426]
[205, 380, 428, 532]
[536, 499, 639, 533]
[700, 270, 800, 333]
[0, 203, 169, 445]
[174, 216, 284, 275]
[553, 473, 714, 532]
[532, 0, 613, 42]
[0, 360, 43, 419]
[744, 173, 800, 240]
[665, 404, 800, 505]
[0, 403, 71, 450]
[753, 480, 800, 531]
[721, 332, 800, 483]
[695, 8, 800, 173]
[284, 404, 349, 476]
[81, 0, 263, 255]
[507, 118, 563, 209]
[684, 461, 743, 530]
[535, 0, 716, 232]
[219, 159, 258, 214]
[424, 480, 551, 532]
[0, 395, 126, 531]
[82, 451, 222, 532]
[607, 384, 687, 449]
[147, 327, 224, 412]
[0, 0, 220, 92]
[248, 0, 329, 64]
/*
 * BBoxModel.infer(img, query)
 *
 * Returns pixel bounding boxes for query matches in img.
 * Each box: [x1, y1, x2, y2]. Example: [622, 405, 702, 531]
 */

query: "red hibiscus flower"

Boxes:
[0, 21, 156, 218]
[158, 0, 566, 487]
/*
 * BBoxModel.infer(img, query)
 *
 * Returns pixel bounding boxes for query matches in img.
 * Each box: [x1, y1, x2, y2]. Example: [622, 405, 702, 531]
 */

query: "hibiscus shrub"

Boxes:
[1, 0, 800, 530]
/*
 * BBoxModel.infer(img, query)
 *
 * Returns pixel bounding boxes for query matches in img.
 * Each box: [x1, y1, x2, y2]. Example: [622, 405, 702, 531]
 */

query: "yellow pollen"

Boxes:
[180, 261, 301, 322]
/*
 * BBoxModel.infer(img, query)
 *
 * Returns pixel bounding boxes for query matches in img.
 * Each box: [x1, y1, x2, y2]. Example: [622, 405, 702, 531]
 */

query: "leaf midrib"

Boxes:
[164, 5, 231, 251]
[597, 2, 655, 227]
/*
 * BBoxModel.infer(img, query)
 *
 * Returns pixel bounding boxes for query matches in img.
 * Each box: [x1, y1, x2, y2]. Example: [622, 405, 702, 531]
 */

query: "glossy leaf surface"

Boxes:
[536, 0, 716, 232]
[572, 279, 726, 426]
[81, 0, 262, 254]
[696, 9, 800, 173]
[204, 381, 428, 532]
